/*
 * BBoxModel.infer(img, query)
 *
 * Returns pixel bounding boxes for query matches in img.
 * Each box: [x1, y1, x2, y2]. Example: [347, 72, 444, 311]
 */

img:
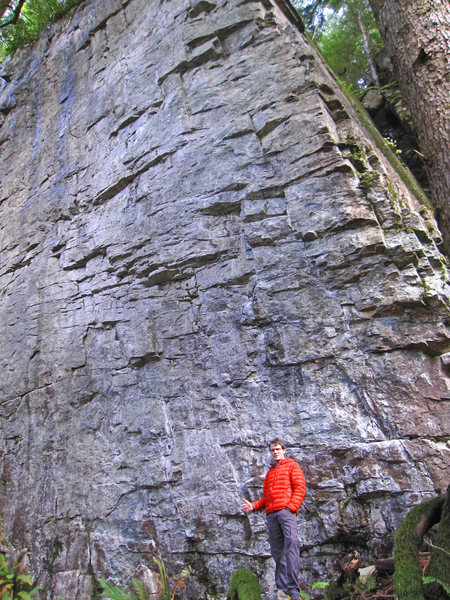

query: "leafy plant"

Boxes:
[0, 0, 82, 58]
[99, 559, 192, 600]
[300, 581, 329, 600]
[354, 574, 376, 596]
[154, 558, 191, 600]
[384, 137, 402, 156]
[0, 553, 40, 600]
[294, 0, 383, 94]
[98, 578, 137, 600]
[324, 573, 377, 600]
[130, 579, 152, 600]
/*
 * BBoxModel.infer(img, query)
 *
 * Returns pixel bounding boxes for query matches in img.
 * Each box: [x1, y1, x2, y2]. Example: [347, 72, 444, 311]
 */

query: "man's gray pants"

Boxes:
[266, 508, 300, 600]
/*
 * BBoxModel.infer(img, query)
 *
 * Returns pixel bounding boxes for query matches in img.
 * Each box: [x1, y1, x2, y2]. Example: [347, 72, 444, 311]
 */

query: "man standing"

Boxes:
[242, 438, 306, 600]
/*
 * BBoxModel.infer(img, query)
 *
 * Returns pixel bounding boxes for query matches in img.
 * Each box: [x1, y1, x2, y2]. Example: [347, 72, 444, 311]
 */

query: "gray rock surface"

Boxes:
[0, 0, 449, 598]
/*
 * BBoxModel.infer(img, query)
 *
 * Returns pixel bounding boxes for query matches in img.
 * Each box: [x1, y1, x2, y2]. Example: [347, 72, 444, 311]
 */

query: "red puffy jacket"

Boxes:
[252, 457, 306, 514]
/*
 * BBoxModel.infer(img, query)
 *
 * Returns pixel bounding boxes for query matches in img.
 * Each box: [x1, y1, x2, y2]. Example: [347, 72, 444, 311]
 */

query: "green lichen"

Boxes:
[385, 180, 403, 210]
[438, 256, 448, 281]
[348, 144, 368, 173]
[420, 276, 431, 299]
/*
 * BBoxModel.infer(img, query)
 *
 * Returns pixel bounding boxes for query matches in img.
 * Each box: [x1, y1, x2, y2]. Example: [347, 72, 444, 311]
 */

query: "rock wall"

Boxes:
[0, 0, 449, 598]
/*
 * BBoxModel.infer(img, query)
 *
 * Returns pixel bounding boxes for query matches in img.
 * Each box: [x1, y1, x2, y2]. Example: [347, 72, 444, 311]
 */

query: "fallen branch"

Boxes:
[423, 537, 450, 558]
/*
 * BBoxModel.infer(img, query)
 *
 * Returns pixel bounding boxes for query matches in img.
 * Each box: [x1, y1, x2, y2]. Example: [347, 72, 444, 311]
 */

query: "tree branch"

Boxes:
[0, 0, 27, 29]
[0, 0, 11, 20]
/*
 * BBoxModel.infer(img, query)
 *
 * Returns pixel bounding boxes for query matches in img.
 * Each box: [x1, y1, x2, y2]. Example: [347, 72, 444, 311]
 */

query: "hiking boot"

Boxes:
[276, 592, 291, 600]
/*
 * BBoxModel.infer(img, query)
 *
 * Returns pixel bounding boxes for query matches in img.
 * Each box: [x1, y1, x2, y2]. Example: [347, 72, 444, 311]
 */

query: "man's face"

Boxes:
[269, 443, 286, 462]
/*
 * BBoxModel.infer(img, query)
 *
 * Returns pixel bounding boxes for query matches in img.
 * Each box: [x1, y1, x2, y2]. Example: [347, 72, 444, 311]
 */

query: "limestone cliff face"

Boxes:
[0, 1, 449, 598]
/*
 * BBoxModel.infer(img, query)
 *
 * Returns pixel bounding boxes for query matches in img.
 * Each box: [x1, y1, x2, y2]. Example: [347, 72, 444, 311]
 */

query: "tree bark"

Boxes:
[426, 484, 450, 598]
[355, 7, 379, 85]
[368, 0, 450, 255]
[393, 491, 448, 600]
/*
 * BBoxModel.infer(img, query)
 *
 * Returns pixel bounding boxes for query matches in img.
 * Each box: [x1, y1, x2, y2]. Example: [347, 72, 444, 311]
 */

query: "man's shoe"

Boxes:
[276, 592, 291, 600]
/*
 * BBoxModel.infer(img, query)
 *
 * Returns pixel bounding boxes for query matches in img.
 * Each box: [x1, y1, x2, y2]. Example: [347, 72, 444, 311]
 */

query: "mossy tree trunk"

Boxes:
[394, 486, 450, 600]
[426, 485, 450, 599]
[368, 0, 450, 255]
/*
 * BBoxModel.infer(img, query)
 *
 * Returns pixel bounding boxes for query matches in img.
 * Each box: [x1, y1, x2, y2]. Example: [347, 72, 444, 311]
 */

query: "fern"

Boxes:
[0, 554, 40, 600]
[169, 565, 191, 600]
[131, 579, 150, 600]
[154, 559, 170, 600]
[99, 559, 191, 600]
[98, 578, 137, 600]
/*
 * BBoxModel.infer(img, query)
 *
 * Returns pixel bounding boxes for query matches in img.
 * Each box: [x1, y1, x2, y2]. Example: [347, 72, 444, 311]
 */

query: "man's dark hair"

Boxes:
[269, 438, 286, 449]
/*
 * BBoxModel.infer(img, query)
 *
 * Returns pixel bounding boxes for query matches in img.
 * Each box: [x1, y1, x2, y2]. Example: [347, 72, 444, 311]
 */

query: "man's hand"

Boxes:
[242, 498, 254, 513]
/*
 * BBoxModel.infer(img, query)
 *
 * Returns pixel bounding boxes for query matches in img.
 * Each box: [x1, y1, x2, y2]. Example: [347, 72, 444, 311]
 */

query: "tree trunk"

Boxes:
[426, 484, 450, 598]
[394, 490, 448, 600]
[368, 0, 450, 255]
[355, 8, 379, 85]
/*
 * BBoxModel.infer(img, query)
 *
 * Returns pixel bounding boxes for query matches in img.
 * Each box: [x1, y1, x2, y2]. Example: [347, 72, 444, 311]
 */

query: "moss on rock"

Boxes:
[227, 568, 263, 600]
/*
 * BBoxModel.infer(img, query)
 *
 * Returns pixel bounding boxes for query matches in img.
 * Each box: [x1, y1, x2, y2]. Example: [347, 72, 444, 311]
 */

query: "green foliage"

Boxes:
[383, 137, 402, 156]
[99, 559, 192, 600]
[354, 575, 376, 596]
[226, 568, 262, 600]
[300, 581, 329, 600]
[294, 0, 383, 94]
[166, 562, 191, 600]
[323, 573, 377, 600]
[359, 171, 380, 191]
[0, 0, 81, 58]
[154, 558, 171, 600]
[98, 579, 138, 600]
[0, 554, 40, 600]
[324, 579, 353, 600]
[130, 579, 152, 600]
[320, 9, 382, 93]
